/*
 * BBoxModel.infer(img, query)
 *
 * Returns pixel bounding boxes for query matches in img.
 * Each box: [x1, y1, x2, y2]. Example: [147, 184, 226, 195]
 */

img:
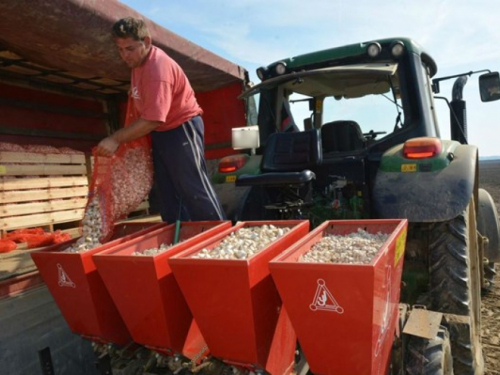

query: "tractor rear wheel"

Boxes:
[405, 327, 454, 375]
[477, 188, 500, 293]
[427, 199, 483, 375]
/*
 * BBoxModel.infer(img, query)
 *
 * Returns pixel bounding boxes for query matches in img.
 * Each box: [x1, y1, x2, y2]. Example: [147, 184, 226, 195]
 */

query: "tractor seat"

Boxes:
[321, 120, 365, 153]
[236, 129, 321, 187]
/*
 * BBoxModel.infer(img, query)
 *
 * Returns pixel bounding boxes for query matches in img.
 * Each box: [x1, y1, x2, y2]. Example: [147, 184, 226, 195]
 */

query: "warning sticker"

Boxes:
[395, 229, 407, 266]
[57, 264, 76, 288]
[375, 265, 393, 357]
[310, 279, 344, 314]
[401, 164, 417, 172]
[0, 165, 6, 175]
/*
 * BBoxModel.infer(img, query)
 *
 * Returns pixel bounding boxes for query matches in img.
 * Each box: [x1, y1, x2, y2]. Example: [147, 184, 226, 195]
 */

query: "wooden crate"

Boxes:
[0, 151, 88, 233]
[0, 151, 89, 279]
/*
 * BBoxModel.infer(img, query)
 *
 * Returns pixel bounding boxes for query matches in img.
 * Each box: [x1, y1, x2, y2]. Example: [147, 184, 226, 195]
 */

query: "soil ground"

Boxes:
[478, 160, 500, 375]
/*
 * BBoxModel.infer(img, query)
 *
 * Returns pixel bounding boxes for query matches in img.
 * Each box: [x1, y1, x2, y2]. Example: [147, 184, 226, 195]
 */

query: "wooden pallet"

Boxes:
[0, 151, 88, 279]
[0, 151, 88, 234]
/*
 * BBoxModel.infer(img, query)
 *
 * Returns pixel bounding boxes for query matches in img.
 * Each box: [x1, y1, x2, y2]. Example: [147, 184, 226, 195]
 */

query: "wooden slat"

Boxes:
[0, 198, 87, 217]
[0, 209, 84, 230]
[0, 151, 86, 164]
[118, 214, 162, 224]
[0, 252, 38, 281]
[0, 176, 88, 191]
[1, 186, 88, 204]
[132, 200, 150, 212]
[0, 164, 87, 176]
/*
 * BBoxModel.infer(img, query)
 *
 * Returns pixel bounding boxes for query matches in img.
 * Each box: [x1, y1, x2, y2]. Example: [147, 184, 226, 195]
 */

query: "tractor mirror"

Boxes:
[232, 125, 260, 150]
[479, 72, 500, 102]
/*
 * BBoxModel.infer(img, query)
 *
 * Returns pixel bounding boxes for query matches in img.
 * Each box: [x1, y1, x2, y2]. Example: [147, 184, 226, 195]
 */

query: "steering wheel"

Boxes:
[363, 130, 387, 141]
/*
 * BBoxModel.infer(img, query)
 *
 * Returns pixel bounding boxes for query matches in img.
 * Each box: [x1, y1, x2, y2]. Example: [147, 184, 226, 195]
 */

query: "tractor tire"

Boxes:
[405, 327, 454, 375]
[428, 200, 483, 375]
[477, 188, 500, 293]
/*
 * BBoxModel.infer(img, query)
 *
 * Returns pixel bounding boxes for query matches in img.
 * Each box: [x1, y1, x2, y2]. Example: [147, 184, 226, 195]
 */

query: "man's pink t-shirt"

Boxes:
[131, 46, 202, 131]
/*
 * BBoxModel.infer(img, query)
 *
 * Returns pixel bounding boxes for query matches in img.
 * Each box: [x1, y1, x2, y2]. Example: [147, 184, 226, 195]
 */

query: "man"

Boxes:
[97, 17, 226, 223]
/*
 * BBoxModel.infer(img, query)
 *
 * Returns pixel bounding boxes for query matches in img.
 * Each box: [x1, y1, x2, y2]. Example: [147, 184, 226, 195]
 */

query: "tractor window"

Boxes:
[249, 63, 405, 146]
[246, 93, 259, 126]
[421, 62, 440, 137]
[286, 88, 405, 143]
[321, 93, 403, 140]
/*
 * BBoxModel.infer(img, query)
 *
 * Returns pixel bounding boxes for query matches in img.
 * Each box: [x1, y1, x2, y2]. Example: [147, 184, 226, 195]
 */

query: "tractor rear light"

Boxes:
[367, 42, 382, 58]
[390, 41, 405, 57]
[256, 66, 267, 81]
[403, 137, 442, 159]
[218, 154, 248, 173]
[275, 62, 287, 75]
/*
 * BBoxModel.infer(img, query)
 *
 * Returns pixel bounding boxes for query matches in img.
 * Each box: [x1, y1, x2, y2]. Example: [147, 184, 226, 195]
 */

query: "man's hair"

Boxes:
[112, 17, 150, 41]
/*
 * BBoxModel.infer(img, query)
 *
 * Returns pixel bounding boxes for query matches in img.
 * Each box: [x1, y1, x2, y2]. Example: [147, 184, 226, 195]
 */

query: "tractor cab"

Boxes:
[217, 38, 442, 222]
[215, 38, 500, 225]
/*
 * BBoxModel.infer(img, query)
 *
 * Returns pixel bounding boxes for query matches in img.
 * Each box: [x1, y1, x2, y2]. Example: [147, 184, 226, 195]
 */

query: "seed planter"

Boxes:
[92, 221, 231, 359]
[168, 220, 310, 375]
[30, 222, 165, 345]
[268, 219, 408, 375]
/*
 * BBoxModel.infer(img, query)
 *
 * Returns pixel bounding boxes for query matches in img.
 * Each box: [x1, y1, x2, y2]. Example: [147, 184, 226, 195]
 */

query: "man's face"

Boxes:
[115, 36, 151, 68]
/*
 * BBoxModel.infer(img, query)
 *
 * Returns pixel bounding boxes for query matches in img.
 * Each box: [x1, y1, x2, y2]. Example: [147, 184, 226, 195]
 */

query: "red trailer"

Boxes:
[0, 1, 247, 374]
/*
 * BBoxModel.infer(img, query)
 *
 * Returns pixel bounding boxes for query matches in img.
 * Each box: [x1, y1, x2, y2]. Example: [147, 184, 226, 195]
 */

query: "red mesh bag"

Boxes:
[26, 233, 55, 249]
[53, 230, 72, 244]
[86, 97, 153, 242]
[0, 239, 17, 253]
[6, 227, 46, 243]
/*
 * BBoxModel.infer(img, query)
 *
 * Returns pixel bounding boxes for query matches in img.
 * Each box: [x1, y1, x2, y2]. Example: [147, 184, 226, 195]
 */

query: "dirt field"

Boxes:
[478, 160, 500, 375]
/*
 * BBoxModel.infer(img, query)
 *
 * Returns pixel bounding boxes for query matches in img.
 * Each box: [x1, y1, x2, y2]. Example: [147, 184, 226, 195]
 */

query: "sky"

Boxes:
[120, 0, 500, 157]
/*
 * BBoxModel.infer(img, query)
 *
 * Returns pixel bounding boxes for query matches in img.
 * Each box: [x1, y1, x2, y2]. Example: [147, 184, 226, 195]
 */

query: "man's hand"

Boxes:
[96, 118, 160, 157]
[96, 136, 120, 157]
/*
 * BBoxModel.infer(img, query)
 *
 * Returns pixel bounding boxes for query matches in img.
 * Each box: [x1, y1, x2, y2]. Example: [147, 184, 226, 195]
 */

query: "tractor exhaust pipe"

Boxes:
[450, 75, 468, 144]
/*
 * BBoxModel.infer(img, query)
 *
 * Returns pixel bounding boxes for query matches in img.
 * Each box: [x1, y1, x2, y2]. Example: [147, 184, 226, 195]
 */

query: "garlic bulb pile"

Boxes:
[110, 147, 152, 219]
[133, 242, 173, 256]
[24, 144, 61, 154]
[0, 142, 25, 151]
[63, 195, 103, 253]
[299, 229, 389, 264]
[194, 225, 290, 260]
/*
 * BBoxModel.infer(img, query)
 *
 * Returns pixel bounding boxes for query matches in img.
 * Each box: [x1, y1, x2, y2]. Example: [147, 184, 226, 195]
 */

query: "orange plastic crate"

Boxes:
[30, 222, 166, 345]
[92, 221, 231, 359]
[169, 220, 310, 375]
[269, 219, 408, 375]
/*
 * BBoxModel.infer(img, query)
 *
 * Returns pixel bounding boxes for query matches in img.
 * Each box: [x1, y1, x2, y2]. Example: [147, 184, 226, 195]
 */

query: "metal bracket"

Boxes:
[403, 306, 443, 340]
[38, 347, 55, 375]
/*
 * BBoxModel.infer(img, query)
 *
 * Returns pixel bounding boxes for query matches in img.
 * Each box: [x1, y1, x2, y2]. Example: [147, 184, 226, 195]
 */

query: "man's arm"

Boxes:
[96, 117, 160, 156]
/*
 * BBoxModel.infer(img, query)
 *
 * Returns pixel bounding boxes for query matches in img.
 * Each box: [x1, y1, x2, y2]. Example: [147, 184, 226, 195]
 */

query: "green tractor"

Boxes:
[213, 38, 500, 374]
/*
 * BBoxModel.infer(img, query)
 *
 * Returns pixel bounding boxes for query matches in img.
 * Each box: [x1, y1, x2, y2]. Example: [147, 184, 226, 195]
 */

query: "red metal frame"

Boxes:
[0, 271, 44, 300]
[169, 220, 310, 375]
[30, 222, 166, 345]
[269, 219, 408, 375]
[92, 221, 232, 359]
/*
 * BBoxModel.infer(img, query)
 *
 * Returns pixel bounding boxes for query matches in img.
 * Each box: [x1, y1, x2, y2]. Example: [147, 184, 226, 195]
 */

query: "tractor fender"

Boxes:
[477, 188, 500, 262]
[373, 144, 477, 222]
